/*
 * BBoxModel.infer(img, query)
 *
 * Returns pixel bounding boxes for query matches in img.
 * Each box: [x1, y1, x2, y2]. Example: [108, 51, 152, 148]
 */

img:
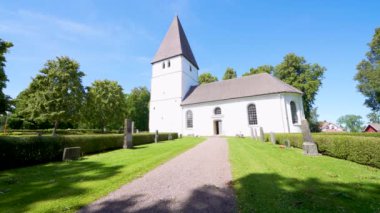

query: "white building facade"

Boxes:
[149, 16, 305, 136]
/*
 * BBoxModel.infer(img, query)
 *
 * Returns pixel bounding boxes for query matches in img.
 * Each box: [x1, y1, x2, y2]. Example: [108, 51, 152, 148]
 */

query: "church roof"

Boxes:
[182, 73, 303, 105]
[152, 16, 199, 69]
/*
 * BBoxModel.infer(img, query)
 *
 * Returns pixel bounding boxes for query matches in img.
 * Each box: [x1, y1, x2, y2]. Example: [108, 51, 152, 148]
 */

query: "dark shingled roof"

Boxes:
[151, 16, 199, 69]
[182, 73, 303, 105]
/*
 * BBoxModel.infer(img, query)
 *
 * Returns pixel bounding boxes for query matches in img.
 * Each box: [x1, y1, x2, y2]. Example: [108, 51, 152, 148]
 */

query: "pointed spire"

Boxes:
[152, 16, 199, 69]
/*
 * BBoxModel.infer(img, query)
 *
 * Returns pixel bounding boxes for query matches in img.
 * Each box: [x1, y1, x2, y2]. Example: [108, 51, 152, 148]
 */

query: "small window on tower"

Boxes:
[168, 60, 171, 67]
[162, 62, 165, 69]
[190, 65, 192, 71]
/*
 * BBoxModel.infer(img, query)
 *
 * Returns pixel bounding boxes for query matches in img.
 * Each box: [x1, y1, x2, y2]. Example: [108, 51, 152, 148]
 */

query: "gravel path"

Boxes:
[79, 137, 236, 213]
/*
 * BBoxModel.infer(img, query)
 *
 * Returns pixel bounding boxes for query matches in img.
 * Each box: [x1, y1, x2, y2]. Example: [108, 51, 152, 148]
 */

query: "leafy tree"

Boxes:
[243, 65, 274, 76]
[309, 107, 321, 132]
[125, 87, 150, 131]
[0, 39, 13, 114]
[223, 67, 237, 80]
[355, 28, 380, 112]
[16, 56, 85, 135]
[274, 53, 325, 120]
[198, 73, 218, 84]
[337, 114, 364, 132]
[367, 111, 380, 123]
[82, 80, 126, 131]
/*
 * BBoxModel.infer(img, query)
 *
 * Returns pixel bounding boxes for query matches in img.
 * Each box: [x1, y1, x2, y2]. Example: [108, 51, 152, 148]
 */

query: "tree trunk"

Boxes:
[52, 120, 59, 136]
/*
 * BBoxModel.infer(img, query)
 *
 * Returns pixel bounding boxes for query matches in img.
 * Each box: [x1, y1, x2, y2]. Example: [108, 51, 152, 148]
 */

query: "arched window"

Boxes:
[186, 110, 193, 128]
[290, 101, 298, 124]
[168, 60, 171, 67]
[247, 104, 257, 125]
[162, 62, 165, 69]
[190, 65, 192, 72]
[214, 107, 221, 115]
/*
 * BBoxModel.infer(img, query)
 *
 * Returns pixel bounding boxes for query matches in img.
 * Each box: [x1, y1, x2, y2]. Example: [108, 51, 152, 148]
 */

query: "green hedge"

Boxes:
[267, 133, 380, 168]
[0, 129, 123, 136]
[0, 132, 178, 170]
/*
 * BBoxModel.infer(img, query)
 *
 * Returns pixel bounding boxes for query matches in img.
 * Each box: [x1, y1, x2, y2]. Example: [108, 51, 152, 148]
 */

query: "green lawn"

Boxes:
[0, 137, 204, 213]
[228, 137, 380, 213]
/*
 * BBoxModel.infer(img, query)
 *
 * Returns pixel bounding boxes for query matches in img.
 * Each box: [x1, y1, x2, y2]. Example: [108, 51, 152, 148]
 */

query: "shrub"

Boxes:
[271, 133, 380, 168]
[0, 132, 178, 170]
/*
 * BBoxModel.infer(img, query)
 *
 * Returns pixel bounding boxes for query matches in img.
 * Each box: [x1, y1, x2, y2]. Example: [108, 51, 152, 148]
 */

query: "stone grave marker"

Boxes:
[131, 121, 135, 134]
[253, 128, 258, 140]
[284, 139, 291, 148]
[301, 119, 319, 156]
[168, 133, 173, 140]
[259, 127, 265, 142]
[62, 147, 81, 161]
[155, 130, 159, 143]
[250, 127, 254, 139]
[270, 132, 276, 145]
[123, 119, 133, 149]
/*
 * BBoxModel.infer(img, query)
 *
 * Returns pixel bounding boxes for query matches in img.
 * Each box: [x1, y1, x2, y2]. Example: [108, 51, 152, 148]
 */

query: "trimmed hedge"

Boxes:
[0, 129, 123, 136]
[267, 133, 380, 168]
[0, 132, 178, 170]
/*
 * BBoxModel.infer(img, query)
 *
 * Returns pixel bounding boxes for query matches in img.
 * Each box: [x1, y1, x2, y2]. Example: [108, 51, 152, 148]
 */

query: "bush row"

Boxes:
[0, 132, 178, 170]
[0, 129, 124, 135]
[267, 133, 380, 168]
[314, 132, 380, 138]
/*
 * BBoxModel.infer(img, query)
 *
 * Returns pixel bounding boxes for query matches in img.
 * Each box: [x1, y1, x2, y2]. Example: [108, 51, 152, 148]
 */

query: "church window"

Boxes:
[214, 107, 221, 115]
[186, 110, 193, 128]
[290, 101, 298, 124]
[162, 62, 165, 69]
[190, 65, 192, 72]
[247, 104, 257, 125]
[168, 60, 171, 67]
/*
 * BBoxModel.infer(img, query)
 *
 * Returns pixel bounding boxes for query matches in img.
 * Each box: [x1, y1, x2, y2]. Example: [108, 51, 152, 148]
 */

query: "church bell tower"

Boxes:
[149, 16, 199, 133]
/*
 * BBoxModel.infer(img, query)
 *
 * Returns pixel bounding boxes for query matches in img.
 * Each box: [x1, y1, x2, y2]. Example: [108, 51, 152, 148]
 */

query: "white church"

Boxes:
[149, 16, 305, 136]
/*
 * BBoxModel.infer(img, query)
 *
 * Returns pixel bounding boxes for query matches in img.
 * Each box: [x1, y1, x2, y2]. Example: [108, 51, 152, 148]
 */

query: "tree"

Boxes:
[243, 65, 274, 76]
[274, 53, 325, 120]
[337, 114, 364, 132]
[198, 73, 218, 84]
[125, 87, 150, 131]
[82, 80, 126, 131]
[309, 107, 321, 132]
[355, 28, 380, 112]
[16, 56, 85, 135]
[367, 111, 380, 123]
[223, 67, 237, 80]
[0, 39, 13, 114]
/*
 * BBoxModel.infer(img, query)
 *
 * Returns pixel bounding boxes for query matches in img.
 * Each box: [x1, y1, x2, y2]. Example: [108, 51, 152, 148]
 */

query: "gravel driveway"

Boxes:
[79, 137, 236, 213]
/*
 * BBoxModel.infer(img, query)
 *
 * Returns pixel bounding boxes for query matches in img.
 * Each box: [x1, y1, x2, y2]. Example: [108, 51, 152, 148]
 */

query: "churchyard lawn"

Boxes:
[229, 137, 380, 213]
[0, 137, 204, 213]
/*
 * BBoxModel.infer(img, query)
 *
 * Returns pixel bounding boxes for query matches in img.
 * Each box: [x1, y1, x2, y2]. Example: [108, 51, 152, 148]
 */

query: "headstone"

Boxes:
[253, 128, 258, 140]
[136, 129, 139, 133]
[62, 147, 81, 161]
[284, 139, 291, 148]
[168, 133, 172, 140]
[259, 127, 265, 142]
[301, 119, 319, 156]
[155, 130, 159, 143]
[270, 132, 276, 145]
[179, 134, 182, 138]
[123, 119, 133, 149]
[250, 127, 254, 139]
[131, 121, 135, 134]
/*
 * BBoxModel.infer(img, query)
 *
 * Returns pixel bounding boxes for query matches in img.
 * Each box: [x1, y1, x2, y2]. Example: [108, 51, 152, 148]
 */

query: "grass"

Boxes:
[228, 137, 380, 213]
[0, 137, 204, 213]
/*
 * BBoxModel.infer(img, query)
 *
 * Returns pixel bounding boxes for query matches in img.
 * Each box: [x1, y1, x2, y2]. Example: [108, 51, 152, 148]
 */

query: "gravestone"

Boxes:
[62, 147, 81, 161]
[259, 127, 265, 142]
[168, 133, 173, 140]
[123, 119, 133, 149]
[301, 119, 319, 156]
[136, 129, 139, 133]
[132, 121, 135, 134]
[250, 127, 255, 139]
[270, 132, 276, 145]
[253, 128, 258, 140]
[155, 130, 159, 143]
[179, 134, 182, 138]
[284, 139, 291, 148]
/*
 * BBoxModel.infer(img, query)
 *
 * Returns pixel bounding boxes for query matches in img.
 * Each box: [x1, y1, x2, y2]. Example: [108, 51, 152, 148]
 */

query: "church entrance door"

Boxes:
[214, 120, 222, 135]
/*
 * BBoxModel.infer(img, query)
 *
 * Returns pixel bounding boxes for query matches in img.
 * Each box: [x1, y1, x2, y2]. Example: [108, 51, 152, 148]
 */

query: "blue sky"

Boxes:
[0, 0, 379, 123]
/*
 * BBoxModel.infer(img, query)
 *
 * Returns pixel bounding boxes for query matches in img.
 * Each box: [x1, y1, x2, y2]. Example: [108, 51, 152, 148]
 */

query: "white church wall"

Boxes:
[181, 93, 302, 136]
[283, 93, 305, 133]
[149, 56, 199, 134]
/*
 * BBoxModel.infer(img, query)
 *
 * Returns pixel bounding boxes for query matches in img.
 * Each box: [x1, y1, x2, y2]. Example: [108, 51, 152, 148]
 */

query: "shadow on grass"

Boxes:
[234, 173, 380, 212]
[0, 159, 123, 212]
[79, 184, 236, 213]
